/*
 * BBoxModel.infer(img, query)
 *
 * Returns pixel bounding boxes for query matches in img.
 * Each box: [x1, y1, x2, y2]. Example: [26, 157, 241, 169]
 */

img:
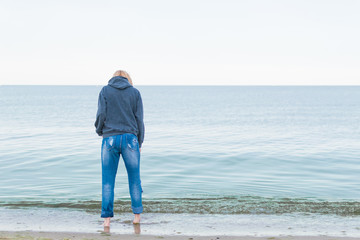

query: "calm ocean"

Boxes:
[0, 85, 359, 236]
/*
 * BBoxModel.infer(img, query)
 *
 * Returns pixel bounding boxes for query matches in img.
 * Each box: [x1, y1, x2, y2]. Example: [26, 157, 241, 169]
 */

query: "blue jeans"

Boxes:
[101, 133, 143, 218]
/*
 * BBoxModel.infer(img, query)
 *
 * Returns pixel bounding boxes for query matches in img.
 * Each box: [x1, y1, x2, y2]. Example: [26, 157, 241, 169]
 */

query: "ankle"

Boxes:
[133, 214, 141, 223]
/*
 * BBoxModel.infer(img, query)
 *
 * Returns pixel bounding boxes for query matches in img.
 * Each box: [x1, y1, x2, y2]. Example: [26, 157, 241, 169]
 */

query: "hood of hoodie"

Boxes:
[108, 76, 132, 89]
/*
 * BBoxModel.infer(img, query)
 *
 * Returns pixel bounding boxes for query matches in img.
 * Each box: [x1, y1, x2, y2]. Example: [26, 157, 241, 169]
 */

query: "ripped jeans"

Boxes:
[101, 133, 143, 218]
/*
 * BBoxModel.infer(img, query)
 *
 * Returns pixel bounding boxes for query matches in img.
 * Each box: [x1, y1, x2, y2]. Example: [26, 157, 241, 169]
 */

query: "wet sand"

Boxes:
[0, 231, 359, 240]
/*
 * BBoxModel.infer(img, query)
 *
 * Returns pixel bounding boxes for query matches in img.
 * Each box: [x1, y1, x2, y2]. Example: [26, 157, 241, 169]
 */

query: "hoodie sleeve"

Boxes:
[94, 89, 106, 136]
[135, 93, 145, 148]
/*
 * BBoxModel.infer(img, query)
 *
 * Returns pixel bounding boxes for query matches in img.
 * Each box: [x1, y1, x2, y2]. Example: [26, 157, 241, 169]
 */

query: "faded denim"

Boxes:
[101, 133, 143, 218]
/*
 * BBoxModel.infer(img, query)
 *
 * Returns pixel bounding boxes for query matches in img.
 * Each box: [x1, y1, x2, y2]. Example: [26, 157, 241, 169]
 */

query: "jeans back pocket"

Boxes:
[103, 136, 116, 151]
[126, 134, 139, 152]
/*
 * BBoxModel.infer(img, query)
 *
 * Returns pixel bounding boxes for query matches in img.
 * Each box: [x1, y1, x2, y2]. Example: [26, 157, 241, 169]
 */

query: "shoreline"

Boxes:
[1, 231, 360, 240]
[2, 208, 360, 237]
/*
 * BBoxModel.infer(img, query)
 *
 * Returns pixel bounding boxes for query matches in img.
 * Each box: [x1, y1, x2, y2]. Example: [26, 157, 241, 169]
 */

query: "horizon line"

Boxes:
[1, 84, 360, 87]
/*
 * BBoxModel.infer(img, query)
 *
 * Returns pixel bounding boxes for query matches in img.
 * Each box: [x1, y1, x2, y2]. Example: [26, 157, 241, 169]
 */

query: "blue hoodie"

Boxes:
[94, 76, 145, 148]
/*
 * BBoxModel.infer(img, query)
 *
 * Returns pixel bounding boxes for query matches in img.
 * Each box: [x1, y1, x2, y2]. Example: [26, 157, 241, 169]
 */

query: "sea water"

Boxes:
[0, 86, 359, 236]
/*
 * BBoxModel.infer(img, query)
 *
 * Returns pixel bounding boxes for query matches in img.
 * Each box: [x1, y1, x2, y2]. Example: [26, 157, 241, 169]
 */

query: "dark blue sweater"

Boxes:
[94, 76, 145, 148]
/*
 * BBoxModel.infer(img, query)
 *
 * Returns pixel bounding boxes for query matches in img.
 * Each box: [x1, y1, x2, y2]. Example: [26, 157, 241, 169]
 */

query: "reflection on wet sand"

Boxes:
[102, 223, 141, 234]
[103, 226, 110, 233]
[133, 223, 141, 234]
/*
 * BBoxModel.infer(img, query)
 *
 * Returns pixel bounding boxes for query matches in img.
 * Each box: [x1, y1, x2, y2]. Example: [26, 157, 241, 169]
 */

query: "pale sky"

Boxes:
[1, 0, 359, 85]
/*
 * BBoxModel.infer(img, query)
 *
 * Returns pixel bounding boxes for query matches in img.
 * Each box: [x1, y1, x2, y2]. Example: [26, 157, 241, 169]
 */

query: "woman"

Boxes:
[95, 70, 144, 226]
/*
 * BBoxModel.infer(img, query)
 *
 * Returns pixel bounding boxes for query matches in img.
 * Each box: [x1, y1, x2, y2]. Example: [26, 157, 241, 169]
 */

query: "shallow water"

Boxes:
[0, 85, 359, 235]
[1, 208, 360, 237]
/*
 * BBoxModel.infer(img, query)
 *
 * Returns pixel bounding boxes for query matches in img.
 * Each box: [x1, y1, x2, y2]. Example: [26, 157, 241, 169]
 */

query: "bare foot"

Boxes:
[133, 214, 141, 224]
[103, 217, 111, 227]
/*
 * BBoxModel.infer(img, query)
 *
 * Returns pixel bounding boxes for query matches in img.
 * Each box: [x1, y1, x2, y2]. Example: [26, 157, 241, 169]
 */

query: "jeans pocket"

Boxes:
[126, 134, 139, 152]
[103, 136, 116, 151]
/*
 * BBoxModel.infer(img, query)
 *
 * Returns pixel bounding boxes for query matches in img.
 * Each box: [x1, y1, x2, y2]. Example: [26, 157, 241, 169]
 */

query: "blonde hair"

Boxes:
[113, 70, 133, 86]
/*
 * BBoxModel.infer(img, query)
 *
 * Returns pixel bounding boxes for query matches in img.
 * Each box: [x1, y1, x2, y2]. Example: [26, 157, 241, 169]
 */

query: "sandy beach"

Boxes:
[1, 231, 360, 240]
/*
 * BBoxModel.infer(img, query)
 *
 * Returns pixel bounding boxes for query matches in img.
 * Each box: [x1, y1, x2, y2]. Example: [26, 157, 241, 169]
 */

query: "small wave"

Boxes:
[1, 196, 359, 216]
